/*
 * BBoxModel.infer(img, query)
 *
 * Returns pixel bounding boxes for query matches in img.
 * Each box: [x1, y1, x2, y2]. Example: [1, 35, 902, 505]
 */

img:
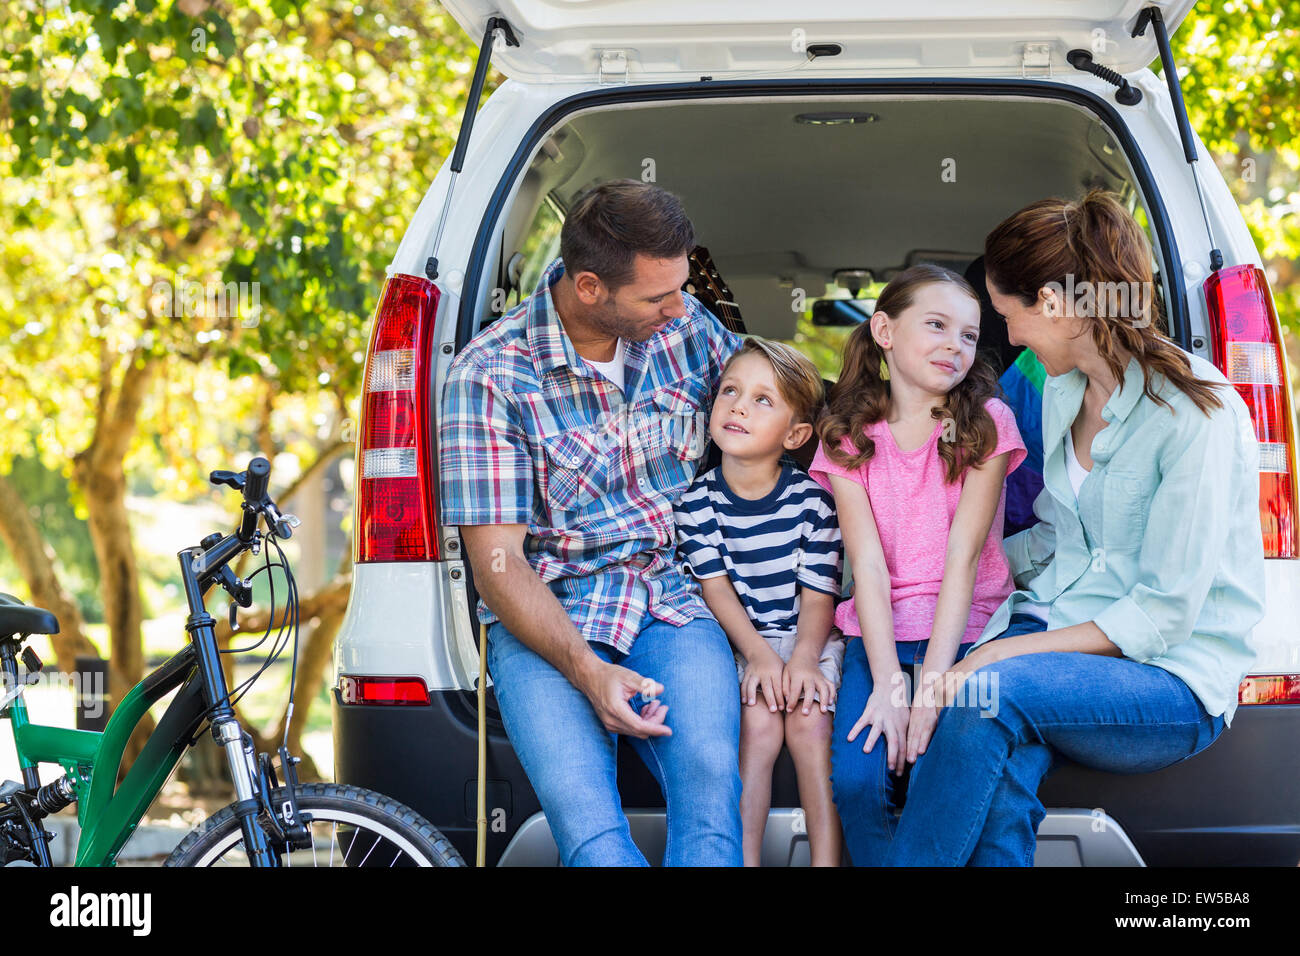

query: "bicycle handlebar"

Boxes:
[237, 457, 271, 542]
[243, 457, 270, 506]
[237, 460, 270, 541]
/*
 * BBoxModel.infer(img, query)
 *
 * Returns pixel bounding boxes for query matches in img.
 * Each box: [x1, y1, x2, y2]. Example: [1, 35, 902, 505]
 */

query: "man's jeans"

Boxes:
[486, 614, 742, 866]
[885, 614, 1226, 866]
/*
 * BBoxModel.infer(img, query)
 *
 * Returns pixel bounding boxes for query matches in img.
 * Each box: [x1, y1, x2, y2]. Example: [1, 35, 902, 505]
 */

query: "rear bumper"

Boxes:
[334, 691, 1300, 866]
[495, 808, 1144, 866]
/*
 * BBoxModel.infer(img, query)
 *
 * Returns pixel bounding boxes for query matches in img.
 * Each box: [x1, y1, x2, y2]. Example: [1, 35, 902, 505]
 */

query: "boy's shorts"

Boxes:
[735, 627, 846, 712]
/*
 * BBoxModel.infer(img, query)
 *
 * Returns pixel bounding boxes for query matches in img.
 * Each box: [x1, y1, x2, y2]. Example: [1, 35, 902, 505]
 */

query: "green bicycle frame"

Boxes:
[6, 645, 204, 866]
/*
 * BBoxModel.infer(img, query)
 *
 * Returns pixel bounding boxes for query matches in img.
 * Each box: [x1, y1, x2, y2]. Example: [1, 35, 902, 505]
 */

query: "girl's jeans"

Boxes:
[884, 614, 1225, 866]
[829, 623, 1004, 866]
[486, 614, 742, 866]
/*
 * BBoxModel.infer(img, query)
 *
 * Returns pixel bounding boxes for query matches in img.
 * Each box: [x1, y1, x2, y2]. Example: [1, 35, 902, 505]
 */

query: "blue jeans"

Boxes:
[829, 625, 1013, 866]
[885, 614, 1226, 866]
[486, 614, 742, 866]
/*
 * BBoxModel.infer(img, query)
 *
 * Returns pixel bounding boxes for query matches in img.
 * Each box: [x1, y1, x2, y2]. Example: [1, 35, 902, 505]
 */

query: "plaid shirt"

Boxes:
[438, 257, 744, 653]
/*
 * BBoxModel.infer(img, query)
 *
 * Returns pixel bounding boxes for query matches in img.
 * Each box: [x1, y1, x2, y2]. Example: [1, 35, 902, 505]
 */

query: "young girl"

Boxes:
[806, 263, 1026, 866]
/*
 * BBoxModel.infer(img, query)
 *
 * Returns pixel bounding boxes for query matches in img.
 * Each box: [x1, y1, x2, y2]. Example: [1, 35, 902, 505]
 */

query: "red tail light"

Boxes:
[1204, 265, 1299, 558]
[339, 675, 432, 705]
[1238, 674, 1300, 705]
[355, 274, 441, 562]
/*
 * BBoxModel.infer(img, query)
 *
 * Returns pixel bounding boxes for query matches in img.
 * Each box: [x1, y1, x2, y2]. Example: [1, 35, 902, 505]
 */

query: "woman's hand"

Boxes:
[740, 643, 787, 712]
[846, 684, 911, 775]
[783, 650, 834, 715]
[935, 643, 1002, 708]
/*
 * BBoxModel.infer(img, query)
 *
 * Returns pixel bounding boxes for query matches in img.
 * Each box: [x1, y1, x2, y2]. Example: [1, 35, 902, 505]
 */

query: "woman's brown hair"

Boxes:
[816, 263, 1002, 484]
[983, 188, 1224, 416]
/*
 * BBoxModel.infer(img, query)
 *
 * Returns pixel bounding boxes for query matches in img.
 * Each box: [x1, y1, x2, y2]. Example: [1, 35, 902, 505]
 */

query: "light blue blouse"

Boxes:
[973, 352, 1267, 725]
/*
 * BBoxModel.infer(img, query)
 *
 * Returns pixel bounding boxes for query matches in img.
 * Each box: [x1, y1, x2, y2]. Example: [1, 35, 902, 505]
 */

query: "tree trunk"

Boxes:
[0, 472, 105, 672]
[76, 466, 145, 701]
[71, 350, 157, 772]
[272, 592, 348, 780]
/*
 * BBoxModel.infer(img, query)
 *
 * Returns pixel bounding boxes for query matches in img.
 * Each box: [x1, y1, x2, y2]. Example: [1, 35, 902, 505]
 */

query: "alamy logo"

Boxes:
[49, 886, 151, 936]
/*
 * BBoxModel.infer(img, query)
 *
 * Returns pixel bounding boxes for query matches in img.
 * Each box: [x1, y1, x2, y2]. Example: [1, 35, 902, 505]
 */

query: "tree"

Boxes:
[0, 0, 498, 769]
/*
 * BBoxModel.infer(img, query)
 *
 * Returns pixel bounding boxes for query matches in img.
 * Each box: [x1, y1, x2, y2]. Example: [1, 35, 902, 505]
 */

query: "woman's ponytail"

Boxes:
[985, 189, 1225, 416]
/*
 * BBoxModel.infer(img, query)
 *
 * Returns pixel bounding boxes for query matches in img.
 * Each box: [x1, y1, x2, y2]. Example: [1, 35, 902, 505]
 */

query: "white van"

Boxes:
[331, 1, 1300, 866]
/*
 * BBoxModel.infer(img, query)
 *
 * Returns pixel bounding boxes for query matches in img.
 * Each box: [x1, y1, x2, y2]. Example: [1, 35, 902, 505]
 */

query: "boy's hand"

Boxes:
[846, 685, 910, 775]
[782, 650, 833, 715]
[740, 643, 786, 712]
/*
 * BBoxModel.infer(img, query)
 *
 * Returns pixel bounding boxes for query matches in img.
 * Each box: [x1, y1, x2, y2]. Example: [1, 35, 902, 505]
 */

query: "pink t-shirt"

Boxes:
[807, 398, 1027, 644]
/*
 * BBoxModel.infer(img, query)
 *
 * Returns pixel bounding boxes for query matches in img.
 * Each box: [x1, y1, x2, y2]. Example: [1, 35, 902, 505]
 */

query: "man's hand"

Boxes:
[740, 643, 786, 712]
[846, 684, 911, 775]
[578, 661, 672, 739]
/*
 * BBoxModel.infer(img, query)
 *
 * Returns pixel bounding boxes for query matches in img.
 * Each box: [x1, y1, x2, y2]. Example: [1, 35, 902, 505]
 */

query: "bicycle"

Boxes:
[0, 456, 465, 867]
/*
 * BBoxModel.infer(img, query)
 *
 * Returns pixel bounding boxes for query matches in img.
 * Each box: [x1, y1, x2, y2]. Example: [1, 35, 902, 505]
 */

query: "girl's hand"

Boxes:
[905, 673, 942, 763]
[782, 652, 834, 715]
[845, 685, 911, 775]
[740, 644, 787, 712]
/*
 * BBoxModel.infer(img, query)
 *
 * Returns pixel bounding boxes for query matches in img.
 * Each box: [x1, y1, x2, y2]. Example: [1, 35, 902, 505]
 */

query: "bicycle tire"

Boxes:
[163, 782, 466, 867]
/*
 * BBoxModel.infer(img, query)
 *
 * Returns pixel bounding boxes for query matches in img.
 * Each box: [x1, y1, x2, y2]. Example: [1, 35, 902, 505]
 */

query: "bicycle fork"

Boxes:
[178, 549, 276, 867]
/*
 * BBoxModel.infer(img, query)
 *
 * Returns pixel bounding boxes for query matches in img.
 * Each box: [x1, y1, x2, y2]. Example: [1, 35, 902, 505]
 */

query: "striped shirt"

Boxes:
[438, 256, 744, 653]
[674, 462, 843, 638]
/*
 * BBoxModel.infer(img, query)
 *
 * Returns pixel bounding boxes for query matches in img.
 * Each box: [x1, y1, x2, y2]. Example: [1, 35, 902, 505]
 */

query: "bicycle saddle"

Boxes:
[0, 593, 59, 637]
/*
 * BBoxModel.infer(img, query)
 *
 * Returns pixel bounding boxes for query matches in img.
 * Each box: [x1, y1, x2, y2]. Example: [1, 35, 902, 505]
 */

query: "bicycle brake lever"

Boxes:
[209, 469, 245, 490]
[216, 565, 253, 608]
[229, 600, 240, 632]
[274, 513, 300, 539]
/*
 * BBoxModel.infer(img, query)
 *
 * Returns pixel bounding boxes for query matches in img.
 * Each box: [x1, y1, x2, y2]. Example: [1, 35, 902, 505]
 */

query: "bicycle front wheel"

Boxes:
[164, 783, 465, 867]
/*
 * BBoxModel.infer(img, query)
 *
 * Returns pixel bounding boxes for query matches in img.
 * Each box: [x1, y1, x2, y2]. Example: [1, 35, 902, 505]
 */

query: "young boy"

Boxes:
[673, 337, 844, 866]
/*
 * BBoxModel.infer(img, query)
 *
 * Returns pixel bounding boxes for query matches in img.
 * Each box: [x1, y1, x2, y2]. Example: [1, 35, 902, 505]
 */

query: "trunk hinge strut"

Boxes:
[427, 16, 521, 281]
[1133, 5, 1223, 272]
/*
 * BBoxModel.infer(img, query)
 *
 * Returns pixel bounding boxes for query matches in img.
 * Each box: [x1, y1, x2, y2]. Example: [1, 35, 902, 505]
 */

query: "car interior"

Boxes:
[491, 98, 1159, 323]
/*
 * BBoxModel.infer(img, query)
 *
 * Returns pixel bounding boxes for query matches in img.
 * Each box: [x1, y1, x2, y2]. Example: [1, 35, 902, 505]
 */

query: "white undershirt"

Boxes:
[1063, 426, 1091, 497]
[585, 336, 626, 391]
[1019, 429, 1092, 623]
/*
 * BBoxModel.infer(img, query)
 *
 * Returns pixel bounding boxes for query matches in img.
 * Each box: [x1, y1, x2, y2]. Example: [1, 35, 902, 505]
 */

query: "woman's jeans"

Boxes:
[829, 626, 1002, 866]
[485, 614, 742, 867]
[883, 613, 1226, 866]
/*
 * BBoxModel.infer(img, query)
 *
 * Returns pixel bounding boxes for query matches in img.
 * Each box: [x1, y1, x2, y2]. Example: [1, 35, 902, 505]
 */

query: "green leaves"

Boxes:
[1175, 1, 1300, 336]
[0, 1, 456, 484]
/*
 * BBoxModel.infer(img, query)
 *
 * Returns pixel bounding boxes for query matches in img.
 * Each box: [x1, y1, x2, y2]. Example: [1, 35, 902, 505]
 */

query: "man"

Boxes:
[438, 180, 745, 865]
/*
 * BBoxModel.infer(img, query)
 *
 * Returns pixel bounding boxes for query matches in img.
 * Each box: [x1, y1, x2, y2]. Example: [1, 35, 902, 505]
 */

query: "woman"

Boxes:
[885, 189, 1267, 866]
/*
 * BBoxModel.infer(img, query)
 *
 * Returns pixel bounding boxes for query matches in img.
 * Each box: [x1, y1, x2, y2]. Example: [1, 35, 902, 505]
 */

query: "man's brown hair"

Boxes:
[560, 180, 697, 290]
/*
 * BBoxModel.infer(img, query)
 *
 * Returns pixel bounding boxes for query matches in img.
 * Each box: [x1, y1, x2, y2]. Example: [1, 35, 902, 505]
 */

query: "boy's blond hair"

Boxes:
[720, 338, 825, 426]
